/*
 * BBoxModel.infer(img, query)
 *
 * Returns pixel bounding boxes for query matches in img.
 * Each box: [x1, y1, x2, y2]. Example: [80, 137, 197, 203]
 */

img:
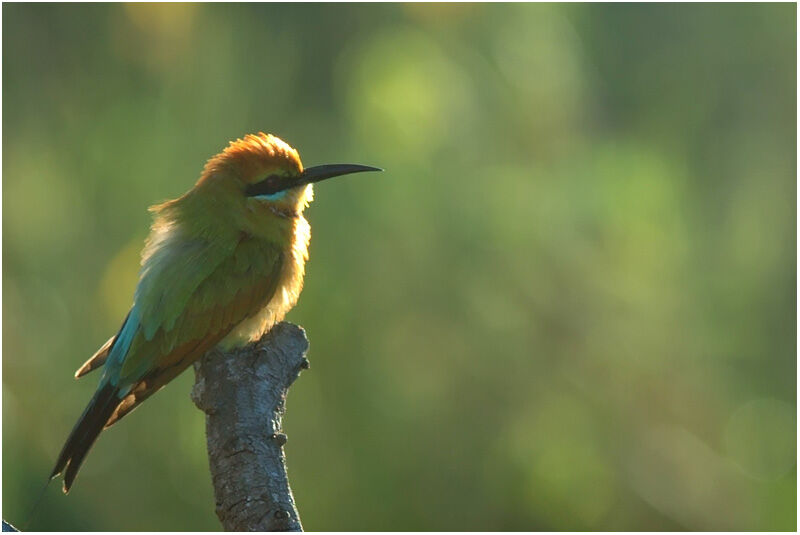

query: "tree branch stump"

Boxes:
[191, 322, 309, 531]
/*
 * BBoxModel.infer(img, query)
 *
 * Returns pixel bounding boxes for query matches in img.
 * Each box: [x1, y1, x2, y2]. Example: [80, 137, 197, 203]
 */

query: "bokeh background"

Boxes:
[3, 3, 796, 531]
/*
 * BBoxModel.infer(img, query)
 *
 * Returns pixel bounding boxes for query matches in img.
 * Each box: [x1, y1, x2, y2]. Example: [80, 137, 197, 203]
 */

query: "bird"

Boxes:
[50, 132, 381, 493]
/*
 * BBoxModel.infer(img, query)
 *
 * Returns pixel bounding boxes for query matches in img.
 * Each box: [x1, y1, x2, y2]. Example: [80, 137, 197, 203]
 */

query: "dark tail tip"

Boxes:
[51, 382, 120, 493]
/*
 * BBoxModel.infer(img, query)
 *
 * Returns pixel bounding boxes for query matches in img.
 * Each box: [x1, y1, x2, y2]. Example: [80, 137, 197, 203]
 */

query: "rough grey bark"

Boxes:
[191, 322, 309, 532]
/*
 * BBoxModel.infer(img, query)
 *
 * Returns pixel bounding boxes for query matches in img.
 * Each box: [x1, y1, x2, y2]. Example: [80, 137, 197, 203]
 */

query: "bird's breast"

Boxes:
[218, 215, 311, 350]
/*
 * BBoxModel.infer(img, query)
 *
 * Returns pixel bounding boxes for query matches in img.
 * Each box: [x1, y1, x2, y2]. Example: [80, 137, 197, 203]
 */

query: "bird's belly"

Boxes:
[218, 285, 295, 350]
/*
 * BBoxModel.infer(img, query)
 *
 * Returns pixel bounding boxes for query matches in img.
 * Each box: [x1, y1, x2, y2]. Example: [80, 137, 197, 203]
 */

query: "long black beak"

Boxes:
[245, 164, 382, 197]
[299, 164, 383, 186]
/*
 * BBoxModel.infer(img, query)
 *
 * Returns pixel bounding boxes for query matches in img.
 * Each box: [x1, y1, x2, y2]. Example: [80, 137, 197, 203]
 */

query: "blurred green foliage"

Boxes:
[2, 3, 796, 531]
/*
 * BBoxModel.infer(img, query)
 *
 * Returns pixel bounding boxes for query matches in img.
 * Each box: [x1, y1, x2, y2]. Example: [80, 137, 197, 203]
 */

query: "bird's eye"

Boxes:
[245, 174, 283, 197]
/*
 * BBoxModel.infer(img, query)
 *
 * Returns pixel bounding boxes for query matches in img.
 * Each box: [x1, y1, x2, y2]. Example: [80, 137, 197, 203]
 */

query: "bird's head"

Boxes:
[194, 133, 380, 218]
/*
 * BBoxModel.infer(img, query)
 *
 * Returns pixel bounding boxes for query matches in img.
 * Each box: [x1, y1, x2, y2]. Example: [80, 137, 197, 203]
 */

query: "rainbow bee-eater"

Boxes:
[51, 133, 381, 493]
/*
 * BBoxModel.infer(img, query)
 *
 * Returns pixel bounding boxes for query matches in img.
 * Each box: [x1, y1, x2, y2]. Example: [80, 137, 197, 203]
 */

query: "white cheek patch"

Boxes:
[253, 190, 288, 201]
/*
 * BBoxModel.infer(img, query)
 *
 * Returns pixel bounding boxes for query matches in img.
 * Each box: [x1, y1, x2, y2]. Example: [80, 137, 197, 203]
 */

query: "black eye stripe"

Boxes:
[244, 174, 285, 197]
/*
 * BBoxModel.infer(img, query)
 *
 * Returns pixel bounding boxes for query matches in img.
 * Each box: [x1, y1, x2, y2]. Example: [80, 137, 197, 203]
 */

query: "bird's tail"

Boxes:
[50, 382, 121, 493]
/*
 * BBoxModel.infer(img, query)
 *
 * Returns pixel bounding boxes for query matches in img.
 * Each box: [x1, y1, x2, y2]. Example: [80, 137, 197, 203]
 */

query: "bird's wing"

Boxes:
[74, 230, 234, 380]
[135, 229, 240, 341]
[103, 235, 285, 427]
[97, 228, 234, 378]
